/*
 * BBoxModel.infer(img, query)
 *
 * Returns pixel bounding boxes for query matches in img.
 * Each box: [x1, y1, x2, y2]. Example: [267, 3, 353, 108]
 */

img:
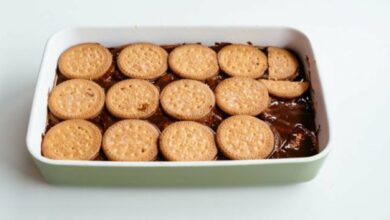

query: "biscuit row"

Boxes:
[57, 43, 309, 101]
[48, 76, 309, 121]
[58, 43, 309, 101]
[42, 115, 274, 161]
[59, 43, 299, 81]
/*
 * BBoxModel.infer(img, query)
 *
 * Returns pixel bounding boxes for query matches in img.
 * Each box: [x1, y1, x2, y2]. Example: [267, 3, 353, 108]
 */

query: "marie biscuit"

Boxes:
[215, 77, 269, 116]
[117, 43, 168, 80]
[48, 79, 105, 119]
[267, 47, 298, 80]
[42, 119, 102, 160]
[168, 44, 219, 80]
[59, 43, 112, 80]
[216, 115, 274, 160]
[106, 79, 159, 119]
[218, 44, 267, 78]
[160, 79, 215, 120]
[260, 79, 309, 98]
[103, 119, 159, 161]
[159, 121, 217, 161]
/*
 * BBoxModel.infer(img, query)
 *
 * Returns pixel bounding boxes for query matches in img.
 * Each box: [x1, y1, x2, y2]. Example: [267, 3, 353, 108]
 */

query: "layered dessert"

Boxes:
[43, 42, 318, 161]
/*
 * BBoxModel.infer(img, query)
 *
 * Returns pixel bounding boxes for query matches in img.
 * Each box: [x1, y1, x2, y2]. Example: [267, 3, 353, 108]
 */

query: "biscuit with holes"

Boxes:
[106, 79, 159, 119]
[267, 47, 298, 80]
[168, 44, 219, 80]
[42, 119, 102, 160]
[117, 43, 168, 79]
[215, 77, 269, 116]
[218, 44, 267, 78]
[59, 43, 112, 80]
[160, 79, 215, 120]
[48, 79, 105, 119]
[216, 115, 274, 160]
[102, 119, 159, 161]
[160, 121, 217, 161]
[260, 80, 309, 98]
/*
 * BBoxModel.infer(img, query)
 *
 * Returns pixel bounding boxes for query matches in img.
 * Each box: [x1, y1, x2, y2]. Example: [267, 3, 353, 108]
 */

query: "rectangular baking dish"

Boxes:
[26, 26, 331, 186]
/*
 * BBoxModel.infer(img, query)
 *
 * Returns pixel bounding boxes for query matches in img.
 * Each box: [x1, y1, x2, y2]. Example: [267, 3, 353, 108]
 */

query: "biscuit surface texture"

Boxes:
[267, 47, 298, 80]
[102, 119, 159, 161]
[216, 115, 274, 160]
[48, 79, 105, 119]
[42, 119, 102, 160]
[168, 44, 219, 80]
[59, 43, 112, 80]
[160, 79, 215, 120]
[159, 121, 217, 161]
[106, 79, 159, 119]
[260, 79, 309, 98]
[218, 44, 267, 78]
[117, 43, 168, 79]
[215, 77, 269, 116]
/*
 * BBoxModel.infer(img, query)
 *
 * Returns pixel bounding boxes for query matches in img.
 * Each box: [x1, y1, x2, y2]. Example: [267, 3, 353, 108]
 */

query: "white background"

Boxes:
[0, 0, 389, 219]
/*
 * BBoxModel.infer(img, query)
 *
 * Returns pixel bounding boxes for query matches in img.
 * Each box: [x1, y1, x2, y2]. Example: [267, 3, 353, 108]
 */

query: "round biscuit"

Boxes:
[160, 79, 215, 120]
[48, 79, 105, 119]
[102, 119, 159, 161]
[159, 121, 217, 161]
[42, 119, 102, 160]
[59, 43, 112, 80]
[216, 115, 274, 160]
[168, 44, 219, 80]
[106, 79, 159, 119]
[117, 43, 168, 79]
[218, 44, 267, 78]
[267, 47, 298, 80]
[215, 77, 269, 116]
[260, 79, 309, 99]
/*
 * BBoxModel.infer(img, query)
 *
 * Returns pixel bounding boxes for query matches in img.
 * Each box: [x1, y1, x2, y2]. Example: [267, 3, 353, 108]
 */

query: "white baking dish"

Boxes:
[26, 27, 330, 186]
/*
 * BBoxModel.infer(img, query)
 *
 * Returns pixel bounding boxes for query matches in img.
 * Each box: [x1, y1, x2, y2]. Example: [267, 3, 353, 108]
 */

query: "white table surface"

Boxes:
[1, 0, 389, 219]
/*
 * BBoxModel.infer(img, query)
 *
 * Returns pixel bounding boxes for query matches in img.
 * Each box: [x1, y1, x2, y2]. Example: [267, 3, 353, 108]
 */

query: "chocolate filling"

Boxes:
[45, 43, 318, 160]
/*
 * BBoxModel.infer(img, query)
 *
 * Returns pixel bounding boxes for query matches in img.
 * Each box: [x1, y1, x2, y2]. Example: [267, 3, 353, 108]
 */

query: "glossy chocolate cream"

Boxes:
[46, 43, 318, 160]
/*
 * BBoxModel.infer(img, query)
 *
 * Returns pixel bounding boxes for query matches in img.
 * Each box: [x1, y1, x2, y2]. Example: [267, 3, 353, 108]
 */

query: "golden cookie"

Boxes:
[160, 79, 215, 120]
[216, 115, 274, 160]
[267, 47, 298, 80]
[168, 44, 219, 80]
[218, 44, 267, 78]
[117, 43, 168, 79]
[215, 77, 269, 116]
[48, 79, 105, 119]
[102, 120, 159, 161]
[159, 121, 217, 161]
[106, 79, 159, 119]
[42, 119, 102, 160]
[59, 43, 112, 80]
[260, 80, 309, 99]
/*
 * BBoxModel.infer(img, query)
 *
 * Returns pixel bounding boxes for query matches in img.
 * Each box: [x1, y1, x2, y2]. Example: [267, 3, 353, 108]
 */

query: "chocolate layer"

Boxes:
[45, 43, 318, 160]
